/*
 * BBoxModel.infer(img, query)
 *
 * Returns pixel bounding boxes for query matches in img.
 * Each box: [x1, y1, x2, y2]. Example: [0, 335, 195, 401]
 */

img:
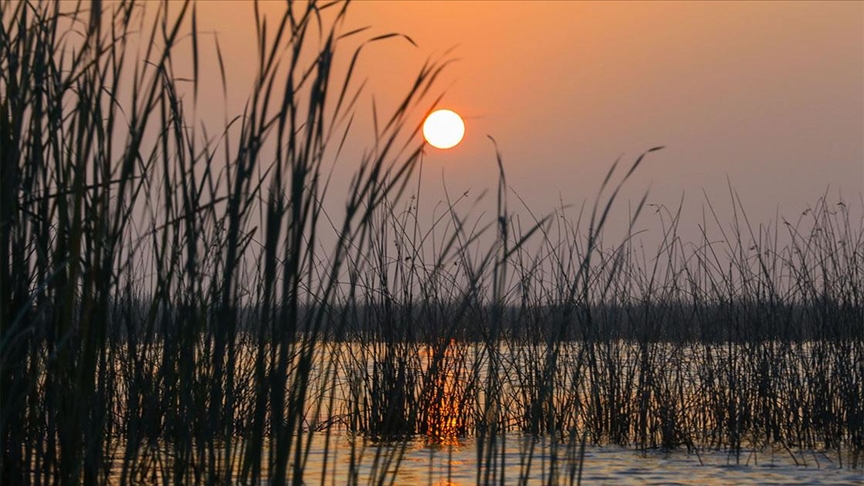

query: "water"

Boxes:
[80, 339, 864, 483]
[107, 432, 861, 484]
[299, 433, 862, 485]
[574, 446, 860, 485]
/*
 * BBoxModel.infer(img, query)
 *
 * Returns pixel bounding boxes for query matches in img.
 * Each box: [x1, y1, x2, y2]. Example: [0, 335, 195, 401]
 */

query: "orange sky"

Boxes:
[194, 1, 862, 242]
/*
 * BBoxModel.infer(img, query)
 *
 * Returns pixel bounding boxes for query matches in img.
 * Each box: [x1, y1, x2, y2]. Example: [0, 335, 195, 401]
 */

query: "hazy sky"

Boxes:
[197, 1, 863, 244]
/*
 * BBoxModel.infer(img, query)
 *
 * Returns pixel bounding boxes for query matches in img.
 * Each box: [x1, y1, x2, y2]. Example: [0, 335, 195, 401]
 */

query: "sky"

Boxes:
[195, 1, 863, 247]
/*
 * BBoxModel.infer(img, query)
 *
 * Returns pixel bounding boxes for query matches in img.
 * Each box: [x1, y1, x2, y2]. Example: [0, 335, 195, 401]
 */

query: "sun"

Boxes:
[423, 109, 465, 149]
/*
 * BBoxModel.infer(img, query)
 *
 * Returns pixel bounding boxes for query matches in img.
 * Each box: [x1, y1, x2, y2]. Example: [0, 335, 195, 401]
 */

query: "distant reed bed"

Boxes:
[2, 1, 861, 484]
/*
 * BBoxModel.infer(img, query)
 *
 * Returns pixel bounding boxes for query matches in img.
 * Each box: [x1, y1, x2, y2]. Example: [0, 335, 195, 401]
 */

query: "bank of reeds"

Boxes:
[2, 1, 862, 484]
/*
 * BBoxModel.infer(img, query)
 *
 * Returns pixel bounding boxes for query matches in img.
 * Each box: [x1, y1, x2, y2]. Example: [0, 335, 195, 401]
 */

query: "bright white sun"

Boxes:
[423, 109, 465, 149]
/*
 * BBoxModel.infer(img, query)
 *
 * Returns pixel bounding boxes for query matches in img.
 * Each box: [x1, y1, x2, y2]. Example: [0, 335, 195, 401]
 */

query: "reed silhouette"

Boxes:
[2, 1, 861, 484]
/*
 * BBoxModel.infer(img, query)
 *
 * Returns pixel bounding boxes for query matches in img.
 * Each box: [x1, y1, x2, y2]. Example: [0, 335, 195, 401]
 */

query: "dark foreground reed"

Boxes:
[2, 1, 862, 484]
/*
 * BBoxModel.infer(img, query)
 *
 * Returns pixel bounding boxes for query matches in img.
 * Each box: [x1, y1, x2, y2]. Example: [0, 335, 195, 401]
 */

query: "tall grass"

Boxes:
[2, 0, 443, 482]
[2, 1, 862, 484]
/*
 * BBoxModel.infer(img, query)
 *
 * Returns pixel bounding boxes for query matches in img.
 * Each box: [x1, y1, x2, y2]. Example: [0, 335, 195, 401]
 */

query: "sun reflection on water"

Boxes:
[422, 339, 467, 447]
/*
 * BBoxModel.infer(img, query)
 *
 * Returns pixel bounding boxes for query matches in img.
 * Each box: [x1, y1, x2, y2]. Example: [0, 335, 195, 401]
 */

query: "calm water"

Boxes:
[296, 433, 862, 485]
[99, 340, 862, 484]
[109, 433, 861, 484]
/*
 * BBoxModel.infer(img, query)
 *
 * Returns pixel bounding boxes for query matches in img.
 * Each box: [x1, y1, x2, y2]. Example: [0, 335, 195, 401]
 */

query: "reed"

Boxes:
[2, 1, 862, 484]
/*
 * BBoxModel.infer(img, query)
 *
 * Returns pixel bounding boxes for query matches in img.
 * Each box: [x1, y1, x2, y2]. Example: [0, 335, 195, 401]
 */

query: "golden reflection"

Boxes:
[423, 339, 466, 446]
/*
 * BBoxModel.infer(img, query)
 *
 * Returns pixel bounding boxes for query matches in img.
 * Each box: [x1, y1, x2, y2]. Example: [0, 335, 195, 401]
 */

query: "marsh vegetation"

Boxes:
[2, 1, 861, 483]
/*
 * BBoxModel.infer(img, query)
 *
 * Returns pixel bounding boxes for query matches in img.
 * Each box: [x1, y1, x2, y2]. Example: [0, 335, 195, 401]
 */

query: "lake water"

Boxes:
[292, 432, 862, 485]
[106, 431, 861, 484]
[94, 339, 863, 483]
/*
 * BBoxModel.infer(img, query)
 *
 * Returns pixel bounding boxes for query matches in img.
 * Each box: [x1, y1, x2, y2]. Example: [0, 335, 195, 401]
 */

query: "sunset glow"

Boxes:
[4, 1, 861, 483]
[423, 109, 465, 149]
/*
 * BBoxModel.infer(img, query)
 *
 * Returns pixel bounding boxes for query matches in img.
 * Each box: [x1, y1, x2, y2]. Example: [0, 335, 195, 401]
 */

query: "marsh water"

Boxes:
[107, 433, 861, 484]
[300, 438, 861, 485]
[97, 339, 863, 484]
